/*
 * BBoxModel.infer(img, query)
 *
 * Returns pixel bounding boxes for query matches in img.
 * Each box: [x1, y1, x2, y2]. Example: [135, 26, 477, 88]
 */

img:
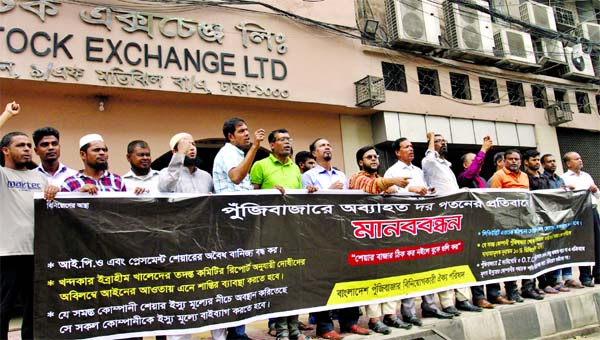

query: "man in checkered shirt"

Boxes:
[61, 134, 126, 193]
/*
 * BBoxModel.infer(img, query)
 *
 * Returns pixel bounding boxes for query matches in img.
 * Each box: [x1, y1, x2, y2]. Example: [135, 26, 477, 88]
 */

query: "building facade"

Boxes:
[0, 0, 598, 180]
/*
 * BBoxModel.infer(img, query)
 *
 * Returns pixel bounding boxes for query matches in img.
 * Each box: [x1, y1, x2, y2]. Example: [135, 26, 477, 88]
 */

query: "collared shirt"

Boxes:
[561, 170, 599, 203]
[213, 143, 252, 193]
[61, 170, 126, 192]
[457, 151, 488, 189]
[36, 162, 77, 187]
[543, 171, 565, 189]
[383, 161, 427, 192]
[250, 154, 302, 189]
[302, 164, 348, 190]
[421, 150, 459, 196]
[489, 167, 529, 189]
[349, 170, 385, 194]
[123, 169, 160, 193]
[158, 153, 213, 193]
[527, 171, 550, 190]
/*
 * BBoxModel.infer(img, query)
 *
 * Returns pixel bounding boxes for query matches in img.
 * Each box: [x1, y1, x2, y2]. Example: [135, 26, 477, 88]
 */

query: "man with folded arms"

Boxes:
[349, 145, 412, 334]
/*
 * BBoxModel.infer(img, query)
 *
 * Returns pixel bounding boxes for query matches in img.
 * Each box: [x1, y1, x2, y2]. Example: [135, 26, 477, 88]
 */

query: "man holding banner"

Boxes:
[0, 102, 58, 340]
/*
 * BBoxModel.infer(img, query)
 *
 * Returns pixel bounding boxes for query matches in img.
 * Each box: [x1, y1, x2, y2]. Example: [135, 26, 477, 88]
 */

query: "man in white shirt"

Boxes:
[123, 140, 160, 194]
[384, 138, 452, 323]
[32, 127, 77, 186]
[421, 132, 481, 315]
[561, 151, 600, 286]
[302, 138, 348, 190]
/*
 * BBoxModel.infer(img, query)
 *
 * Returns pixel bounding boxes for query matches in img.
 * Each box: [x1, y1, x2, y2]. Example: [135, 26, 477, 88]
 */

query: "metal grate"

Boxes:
[355, 76, 385, 107]
[556, 128, 600, 184]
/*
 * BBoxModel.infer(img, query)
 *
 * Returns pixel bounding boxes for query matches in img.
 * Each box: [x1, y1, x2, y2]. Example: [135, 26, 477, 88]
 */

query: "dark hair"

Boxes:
[493, 152, 505, 163]
[460, 152, 474, 164]
[1, 131, 28, 166]
[504, 148, 522, 158]
[295, 151, 314, 166]
[540, 153, 553, 164]
[32, 127, 59, 147]
[222, 118, 246, 140]
[355, 145, 376, 166]
[392, 137, 408, 152]
[309, 137, 326, 154]
[127, 140, 149, 154]
[268, 128, 288, 143]
[523, 149, 540, 161]
[80, 143, 90, 152]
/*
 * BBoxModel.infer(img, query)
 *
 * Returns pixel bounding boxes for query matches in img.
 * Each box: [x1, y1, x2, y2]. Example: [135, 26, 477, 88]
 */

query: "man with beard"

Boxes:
[302, 138, 370, 340]
[489, 149, 543, 301]
[349, 146, 412, 334]
[212, 118, 264, 340]
[61, 134, 126, 193]
[1, 101, 58, 340]
[541, 154, 581, 290]
[122, 140, 160, 194]
[302, 138, 348, 190]
[422, 132, 481, 315]
[32, 127, 77, 186]
[384, 137, 452, 323]
[158, 133, 212, 194]
[295, 151, 316, 174]
[561, 151, 600, 287]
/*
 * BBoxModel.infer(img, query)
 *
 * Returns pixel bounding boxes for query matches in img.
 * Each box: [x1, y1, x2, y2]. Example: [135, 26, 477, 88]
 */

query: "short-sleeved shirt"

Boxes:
[1, 167, 47, 256]
[61, 171, 126, 192]
[213, 143, 252, 193]
[302, 164, 348, 190]
[562, 170, 599, 204]
[489, 167, 529, 189]
[36, 162, 77, 187]
[123, 169, 160, 193]
[250, 154, 302, 189]
[384, 161, 427, 192]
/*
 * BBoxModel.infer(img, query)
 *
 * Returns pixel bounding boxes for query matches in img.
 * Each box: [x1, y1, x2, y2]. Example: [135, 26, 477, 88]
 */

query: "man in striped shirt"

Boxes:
[61, 134, 126, 193]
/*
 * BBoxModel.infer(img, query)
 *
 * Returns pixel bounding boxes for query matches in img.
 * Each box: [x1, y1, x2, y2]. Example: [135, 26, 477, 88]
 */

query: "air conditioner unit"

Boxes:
[494, 28, 538, 69]
[576, 23, 600, 47]
[546, 103, 573, 126]
[534, 38, 566, 65]
[443, 0, 495, 61]
[385, 0, 441, 50]
[561, 44, 597, 80]
[520, 1, 557, 31]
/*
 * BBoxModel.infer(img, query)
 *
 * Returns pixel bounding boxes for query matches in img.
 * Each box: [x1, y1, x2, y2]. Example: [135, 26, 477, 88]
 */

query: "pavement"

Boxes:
[8, 282, 600, 340]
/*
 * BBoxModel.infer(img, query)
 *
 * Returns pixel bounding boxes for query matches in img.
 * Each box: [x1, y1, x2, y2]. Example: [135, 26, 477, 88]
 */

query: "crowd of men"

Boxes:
[1, 100, 599, 340]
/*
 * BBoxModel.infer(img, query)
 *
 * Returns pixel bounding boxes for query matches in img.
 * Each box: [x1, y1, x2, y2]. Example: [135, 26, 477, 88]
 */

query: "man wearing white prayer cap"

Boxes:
[158, 132, 212, 194]
[60, 133, 126, 193]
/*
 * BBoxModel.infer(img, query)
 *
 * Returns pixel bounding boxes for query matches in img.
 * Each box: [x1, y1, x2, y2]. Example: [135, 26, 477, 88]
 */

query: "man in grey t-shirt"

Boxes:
[0, 101, 58, 340]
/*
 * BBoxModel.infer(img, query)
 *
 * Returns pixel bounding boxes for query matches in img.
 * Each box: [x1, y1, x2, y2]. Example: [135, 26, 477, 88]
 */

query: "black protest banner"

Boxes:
[34, 190, 594, 339]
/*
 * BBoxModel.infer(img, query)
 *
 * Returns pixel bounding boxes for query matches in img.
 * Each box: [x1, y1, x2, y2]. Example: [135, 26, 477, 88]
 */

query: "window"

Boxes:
[506, 81, 525, 107]
[554, 88, 570, 111]
[576, 92, 591, 113]
[450, 73, 471, 100]
[532, 85, 547, 108]
[417, 68, 440, 96]
[480, 77, 499, 103]
[596, 95, 600, 114]
[381, 62, 407, 92]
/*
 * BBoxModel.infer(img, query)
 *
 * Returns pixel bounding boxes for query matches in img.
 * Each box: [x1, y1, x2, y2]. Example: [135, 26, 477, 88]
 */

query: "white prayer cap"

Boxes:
[79, 134, 104, 149]
[169, 132, 191, 150]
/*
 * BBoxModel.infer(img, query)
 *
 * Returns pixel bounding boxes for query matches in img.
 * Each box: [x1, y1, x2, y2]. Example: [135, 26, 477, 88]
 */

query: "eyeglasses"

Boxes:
[364, 154, 379, 160]
[276, 137, 293, 143]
